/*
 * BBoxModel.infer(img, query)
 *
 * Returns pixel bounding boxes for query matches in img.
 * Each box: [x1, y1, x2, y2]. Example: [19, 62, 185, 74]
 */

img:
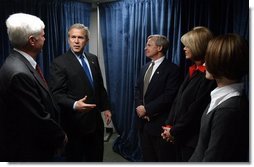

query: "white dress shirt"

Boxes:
[207, 83, 243, 114]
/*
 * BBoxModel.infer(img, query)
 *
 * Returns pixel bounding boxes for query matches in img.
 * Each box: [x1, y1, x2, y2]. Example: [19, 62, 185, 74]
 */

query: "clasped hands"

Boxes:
[161, 126, 174, 143]
[136, 105, 150, 121]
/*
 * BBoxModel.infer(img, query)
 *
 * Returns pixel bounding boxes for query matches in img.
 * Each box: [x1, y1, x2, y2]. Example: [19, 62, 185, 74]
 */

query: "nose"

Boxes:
[74, 37, 79, 43]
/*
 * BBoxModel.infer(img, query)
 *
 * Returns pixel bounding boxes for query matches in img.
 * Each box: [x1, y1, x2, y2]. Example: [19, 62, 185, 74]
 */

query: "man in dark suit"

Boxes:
[48, 23, 111, 162]
[135, 35, 180, 161]
[0, 13, 67, 162]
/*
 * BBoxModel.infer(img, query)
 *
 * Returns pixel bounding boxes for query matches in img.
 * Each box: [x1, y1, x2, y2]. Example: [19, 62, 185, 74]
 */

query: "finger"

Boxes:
[85, 104, 96, 108]
[106, 118, 111, 125]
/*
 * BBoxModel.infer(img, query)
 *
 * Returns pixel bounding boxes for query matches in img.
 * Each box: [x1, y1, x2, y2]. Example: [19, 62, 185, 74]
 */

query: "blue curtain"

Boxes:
[100, 0, 183, 161]
[0, 0, 249, 162]
[99, 0, 249, 161]
[0, 0, 91, 78]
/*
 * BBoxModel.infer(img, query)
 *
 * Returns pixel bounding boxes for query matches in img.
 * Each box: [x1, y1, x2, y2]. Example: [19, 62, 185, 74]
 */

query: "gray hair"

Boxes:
[68, 23, 90, 40]
[147, 34, 169, 54]
[6, 13, 45, 48]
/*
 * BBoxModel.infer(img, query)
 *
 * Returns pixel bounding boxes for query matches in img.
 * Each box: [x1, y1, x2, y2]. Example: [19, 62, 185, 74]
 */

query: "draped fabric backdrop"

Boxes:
[0, 0, 91, 78]
[99, 0, 249, 161]
[0, 0, 249, 162]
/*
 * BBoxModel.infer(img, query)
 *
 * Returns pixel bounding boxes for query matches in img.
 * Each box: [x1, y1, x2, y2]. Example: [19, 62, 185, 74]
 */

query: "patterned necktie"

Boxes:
[79, 55, 93, 87]
[36, 64, 48, 86]
[143, 62, 155, 97]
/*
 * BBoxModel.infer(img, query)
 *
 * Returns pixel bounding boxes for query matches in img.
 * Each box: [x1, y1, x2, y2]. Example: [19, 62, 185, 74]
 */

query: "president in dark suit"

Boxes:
[135, 35, 180, 161]
[48, 23, 111, 162]
[0, 13, 66, 162]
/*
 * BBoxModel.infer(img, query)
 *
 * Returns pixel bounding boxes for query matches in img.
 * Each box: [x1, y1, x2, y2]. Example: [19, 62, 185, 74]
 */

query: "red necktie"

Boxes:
[36, 64, 48, 86]
[189, 64, 206, 78]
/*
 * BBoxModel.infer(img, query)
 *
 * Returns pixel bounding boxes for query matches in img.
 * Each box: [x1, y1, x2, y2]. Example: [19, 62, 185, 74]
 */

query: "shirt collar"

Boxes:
[14, 48, 37, 69]
[152, 56, 165, 65]
[207, 82, 243, 114]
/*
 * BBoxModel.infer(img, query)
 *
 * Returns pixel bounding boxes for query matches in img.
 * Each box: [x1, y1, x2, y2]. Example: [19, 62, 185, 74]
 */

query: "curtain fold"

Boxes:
[0, 0, 91, 78]
[0, 0, 249, 162]
[99, 0, 249, 161]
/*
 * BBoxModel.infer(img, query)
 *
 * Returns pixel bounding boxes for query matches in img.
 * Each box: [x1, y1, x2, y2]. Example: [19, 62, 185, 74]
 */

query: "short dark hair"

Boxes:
[68, 23, 90, 39]
[205, 33, 248, 81]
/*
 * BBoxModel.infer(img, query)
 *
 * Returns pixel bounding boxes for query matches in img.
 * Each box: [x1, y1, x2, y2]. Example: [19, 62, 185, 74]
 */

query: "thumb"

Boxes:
[81, 96, 87, 102]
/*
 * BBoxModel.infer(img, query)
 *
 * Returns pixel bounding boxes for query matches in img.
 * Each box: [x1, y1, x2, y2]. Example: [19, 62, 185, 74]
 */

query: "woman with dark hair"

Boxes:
[189, 34, 249, 162]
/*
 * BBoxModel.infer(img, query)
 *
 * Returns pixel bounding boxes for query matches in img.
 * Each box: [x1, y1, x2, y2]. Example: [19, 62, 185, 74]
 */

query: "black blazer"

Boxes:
[189, 95, 249, 162]
[0, 50, 66, 161]
[135, 58, 180, 136]
[49, 49, 110, 135]
[167, 71, 216, 148]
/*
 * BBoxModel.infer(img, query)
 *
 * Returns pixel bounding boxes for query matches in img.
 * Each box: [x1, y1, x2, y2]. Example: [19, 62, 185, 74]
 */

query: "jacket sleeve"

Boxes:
[170, 78, 215, 140]
[49, 60, 76, 111]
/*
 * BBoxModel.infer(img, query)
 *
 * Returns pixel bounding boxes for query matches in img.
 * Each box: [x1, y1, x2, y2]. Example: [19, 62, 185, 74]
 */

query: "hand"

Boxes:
[64, 134, 68, 145]
[55, 133, 68, 156]
[161, 126, 174, 142]
[161, 126, 170, 140]
[136, 105, 146, 118]
[75, 96, 96, 112]
[104, 110, 112, 125]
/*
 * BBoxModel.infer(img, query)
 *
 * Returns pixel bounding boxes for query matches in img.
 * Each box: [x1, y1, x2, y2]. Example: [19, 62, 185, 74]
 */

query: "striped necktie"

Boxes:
[143, 62, 154, 97]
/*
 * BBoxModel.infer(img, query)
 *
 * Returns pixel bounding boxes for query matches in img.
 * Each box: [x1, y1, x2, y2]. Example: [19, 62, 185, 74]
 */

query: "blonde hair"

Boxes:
[181, 26, 213, 61]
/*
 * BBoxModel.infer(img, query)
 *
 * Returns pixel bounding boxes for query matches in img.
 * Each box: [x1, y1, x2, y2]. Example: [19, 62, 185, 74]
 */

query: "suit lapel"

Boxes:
[84, 52, 96, 80]
[33, 70, 49, 91]
[68, 50, 94, 90]
[14, 51, 49, 91]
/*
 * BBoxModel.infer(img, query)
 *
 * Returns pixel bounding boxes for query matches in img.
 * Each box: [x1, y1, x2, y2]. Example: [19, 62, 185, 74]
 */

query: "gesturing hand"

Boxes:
[75, 96, 96, 112]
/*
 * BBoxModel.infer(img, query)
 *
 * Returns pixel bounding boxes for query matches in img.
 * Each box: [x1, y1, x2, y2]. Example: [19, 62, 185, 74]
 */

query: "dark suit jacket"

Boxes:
[167, 71, 216, 148]
[48, 49, 110, 135]
[189, 95, 249, 162]
[135, 58, 180, 136]
[0, 50, 66, 161]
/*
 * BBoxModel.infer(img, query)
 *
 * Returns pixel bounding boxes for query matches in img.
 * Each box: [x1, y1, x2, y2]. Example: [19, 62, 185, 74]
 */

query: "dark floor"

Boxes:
[103, 132, 129, 162]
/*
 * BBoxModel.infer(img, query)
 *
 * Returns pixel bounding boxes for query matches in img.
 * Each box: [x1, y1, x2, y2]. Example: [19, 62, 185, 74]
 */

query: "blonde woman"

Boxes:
[161, 27, 216, 161]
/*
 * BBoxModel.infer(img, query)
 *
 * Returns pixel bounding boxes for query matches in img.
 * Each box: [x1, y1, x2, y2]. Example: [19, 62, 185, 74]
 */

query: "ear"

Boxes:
[28, 36, 36, 46]
[157, 46, 163, 52]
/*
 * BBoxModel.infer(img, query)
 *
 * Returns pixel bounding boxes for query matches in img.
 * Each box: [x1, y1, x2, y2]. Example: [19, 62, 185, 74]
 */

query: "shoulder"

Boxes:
[161, 59, 179, 73]
[0, 56, 34, 85]
[163, 59, 178, 68]
[217, 96, 248, 110]
[212, 96, 248, 121]
[2, 54, 31, 75]
[52, 51, 75, 65]
[85, 52, 98, 60]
